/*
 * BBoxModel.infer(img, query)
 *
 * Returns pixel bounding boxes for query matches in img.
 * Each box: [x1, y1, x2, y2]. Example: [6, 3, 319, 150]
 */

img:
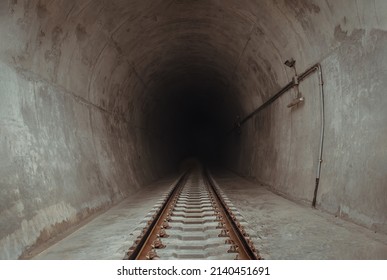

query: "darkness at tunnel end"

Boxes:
[142, 76, 242, 171]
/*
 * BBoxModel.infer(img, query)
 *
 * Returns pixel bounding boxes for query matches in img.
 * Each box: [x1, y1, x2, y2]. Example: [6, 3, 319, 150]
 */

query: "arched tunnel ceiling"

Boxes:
[4, 0, 304, 118]
[4, 0, 387, 180]
[7, 0, 387, 120]
[2, 0, 386, 176]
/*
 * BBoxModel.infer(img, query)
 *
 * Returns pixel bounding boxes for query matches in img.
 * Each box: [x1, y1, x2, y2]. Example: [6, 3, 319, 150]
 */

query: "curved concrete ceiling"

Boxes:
[7, 0, 386, 112]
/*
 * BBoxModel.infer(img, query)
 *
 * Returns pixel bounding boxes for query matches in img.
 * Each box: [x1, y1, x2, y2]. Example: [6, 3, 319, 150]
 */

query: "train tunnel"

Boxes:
[0, 0, 387, 259]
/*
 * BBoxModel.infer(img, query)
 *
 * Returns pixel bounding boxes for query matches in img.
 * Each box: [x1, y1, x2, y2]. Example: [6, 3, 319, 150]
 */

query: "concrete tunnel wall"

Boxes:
[0, 0, 386, 259]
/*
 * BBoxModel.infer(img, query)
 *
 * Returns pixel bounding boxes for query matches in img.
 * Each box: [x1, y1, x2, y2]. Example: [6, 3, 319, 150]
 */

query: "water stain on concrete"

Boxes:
[76, 23, 87, 42]
[36, 1, 48, 19]
[334, 24, 365, 42]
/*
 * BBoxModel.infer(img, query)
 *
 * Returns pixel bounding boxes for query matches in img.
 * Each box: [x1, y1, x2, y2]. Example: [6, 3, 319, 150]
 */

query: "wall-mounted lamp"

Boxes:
[284, 58, 296, 68]
[284, 58, 305, 108]
[287, 96, 305, 108]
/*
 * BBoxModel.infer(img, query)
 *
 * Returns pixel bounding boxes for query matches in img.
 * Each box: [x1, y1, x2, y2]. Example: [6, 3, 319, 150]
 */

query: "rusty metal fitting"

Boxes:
[214, 215, 223, 222]
[225, 239, 234, 244]
[216, 222, 224, 229]
[248, 242, 257, 251]
[228, 244, 239, 253]
[134, 238, 141, 244]
[126, 249, 134, 256]
[218, 229, 229, 237]
[152, 238, 166, 249]
[158, 227, 169, 238]
[162, 219, 170, 229]
[146, 249, 160, 260]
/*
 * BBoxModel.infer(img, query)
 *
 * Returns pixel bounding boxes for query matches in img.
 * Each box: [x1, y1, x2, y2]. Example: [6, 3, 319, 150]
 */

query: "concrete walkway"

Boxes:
[33, 176, 176, 260]
[34, 172, 387, 259]
[213, 172, 387, 259]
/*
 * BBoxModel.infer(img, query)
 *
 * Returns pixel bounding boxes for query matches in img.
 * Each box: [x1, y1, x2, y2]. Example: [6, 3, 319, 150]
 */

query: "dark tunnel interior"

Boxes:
[144, 73, 241, 170]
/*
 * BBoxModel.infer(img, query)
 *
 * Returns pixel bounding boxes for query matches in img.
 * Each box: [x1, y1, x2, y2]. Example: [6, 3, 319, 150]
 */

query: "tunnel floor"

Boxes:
[31, 173, 387, 260]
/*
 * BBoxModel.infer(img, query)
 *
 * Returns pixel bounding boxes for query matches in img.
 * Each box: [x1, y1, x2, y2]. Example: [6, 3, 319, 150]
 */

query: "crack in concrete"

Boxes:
[128, 60, 147, 89]
[14, 66, 123, 119]
[231, 23, 256, 78]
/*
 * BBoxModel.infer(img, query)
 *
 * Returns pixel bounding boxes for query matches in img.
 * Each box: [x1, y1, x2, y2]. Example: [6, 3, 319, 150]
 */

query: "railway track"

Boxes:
[125, 166, 261, 260]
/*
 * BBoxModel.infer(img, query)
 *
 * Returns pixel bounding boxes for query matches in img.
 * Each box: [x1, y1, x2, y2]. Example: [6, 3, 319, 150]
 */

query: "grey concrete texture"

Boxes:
[33, 173, 387, 259]
[228, 0, 387, 235]
[213, 172, 387, 259]
[0, 0, 386, 259]
[32, 177, 176, 260]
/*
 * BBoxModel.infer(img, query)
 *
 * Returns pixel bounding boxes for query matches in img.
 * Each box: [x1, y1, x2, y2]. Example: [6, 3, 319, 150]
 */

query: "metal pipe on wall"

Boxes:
[235, 63, 325, 207]
[308, 64, 325, 208]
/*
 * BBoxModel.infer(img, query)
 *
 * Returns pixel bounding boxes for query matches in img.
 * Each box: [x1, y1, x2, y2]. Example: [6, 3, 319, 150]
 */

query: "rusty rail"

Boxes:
[125, 168, 260, 260]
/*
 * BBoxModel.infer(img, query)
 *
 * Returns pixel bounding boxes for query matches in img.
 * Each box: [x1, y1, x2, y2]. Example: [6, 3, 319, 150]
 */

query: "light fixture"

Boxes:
[284, 58, 305, 108]
[284, 58, 296, 68]
[287, 96, 305, 108]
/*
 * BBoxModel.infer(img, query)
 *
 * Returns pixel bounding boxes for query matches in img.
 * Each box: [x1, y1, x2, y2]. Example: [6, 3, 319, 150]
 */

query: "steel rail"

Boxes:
[203, 169, 260, 260]
[126, 171, 189, 260]
[125, 168, 260, 260]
